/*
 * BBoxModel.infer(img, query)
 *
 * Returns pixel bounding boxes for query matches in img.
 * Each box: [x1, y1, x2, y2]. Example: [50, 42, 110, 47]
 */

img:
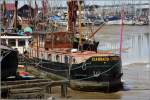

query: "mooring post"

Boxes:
[61, 83, 67, 97]
[47, 87, 51, 94]
[45, 83, 52, 94]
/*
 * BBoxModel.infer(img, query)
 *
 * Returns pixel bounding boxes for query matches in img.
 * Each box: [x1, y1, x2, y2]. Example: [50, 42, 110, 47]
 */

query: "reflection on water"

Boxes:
[122, 33, 150, 65]
[121, 63, 150, 100]
[96, 29, 150, 65]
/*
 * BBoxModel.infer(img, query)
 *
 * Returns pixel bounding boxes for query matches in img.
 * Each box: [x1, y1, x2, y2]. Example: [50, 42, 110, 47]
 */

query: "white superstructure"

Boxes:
[1, 35, 32, 54]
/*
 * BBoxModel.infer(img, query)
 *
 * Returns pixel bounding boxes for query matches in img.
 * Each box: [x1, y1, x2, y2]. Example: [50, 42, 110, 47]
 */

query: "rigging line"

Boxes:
[20, 56, 67, 72]
[89, 22, 105, 39]
[70, 60, 88, 70]
[37, 64, 68, 72]
[1, 50, 13, 59]
[25, 56, 68, 72]
[119, 2, 125, 56]
[34, 58, 43, 67]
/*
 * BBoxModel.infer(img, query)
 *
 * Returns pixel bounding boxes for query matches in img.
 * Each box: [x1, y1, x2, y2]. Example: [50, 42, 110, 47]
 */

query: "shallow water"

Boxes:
[94, 25, 150, 65]
[49, 63, 150, 100]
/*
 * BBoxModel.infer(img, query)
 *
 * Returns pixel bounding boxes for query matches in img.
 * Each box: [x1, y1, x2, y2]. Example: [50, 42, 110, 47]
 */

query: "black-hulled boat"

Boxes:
[27, 0, 123, 92]
[1, 45, 18, 80]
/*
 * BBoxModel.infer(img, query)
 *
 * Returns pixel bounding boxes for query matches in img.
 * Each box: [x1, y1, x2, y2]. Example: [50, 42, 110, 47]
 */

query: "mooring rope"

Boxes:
[70, 59, 89, 71]
[1, 50, 13, 59]
[73, 61, 121, 81]
[37, 64, 68, 72]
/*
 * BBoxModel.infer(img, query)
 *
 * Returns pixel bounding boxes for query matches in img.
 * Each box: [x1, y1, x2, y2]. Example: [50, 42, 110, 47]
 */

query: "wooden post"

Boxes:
[36, 34, 39, 58]
[6, 39, 8, 45]
[61, 83, 67, 97]
[46, 86, 51, 94]
[14, 0, 18, 31]
[25, 39, 28, 48]
[15, 39, 18, 48]
[31, 49, 33, 58]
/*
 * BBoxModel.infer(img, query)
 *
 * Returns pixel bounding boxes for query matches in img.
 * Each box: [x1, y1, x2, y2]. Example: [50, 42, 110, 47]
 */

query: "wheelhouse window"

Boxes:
[8, 39, 16, 46]
[18, 39, 25, 46]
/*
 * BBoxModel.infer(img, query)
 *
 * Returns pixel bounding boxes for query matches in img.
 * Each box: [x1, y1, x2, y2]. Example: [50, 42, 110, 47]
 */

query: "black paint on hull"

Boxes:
[1, 46, 18, 80]
[31, 55, 122, 92]
[70, 80, 123, 92]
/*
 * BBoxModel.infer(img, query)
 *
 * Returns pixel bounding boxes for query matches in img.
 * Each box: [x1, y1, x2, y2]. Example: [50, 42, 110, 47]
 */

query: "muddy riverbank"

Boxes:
[47, 25, 150, 100]
[47, 63, 150, 100]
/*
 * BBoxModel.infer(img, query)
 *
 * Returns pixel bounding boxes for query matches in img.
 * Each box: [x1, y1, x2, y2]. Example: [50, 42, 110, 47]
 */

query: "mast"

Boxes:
[42, 0, 47, 20]
[78, 0, 83, 50]
[2, 0, 6, 31]
[14, 0, 18, 31]
[67, 0, 78, 35]
[28, 0, 32, 24]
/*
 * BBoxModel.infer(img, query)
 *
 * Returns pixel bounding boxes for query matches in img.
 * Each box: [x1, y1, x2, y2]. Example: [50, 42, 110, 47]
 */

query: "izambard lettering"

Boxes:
[92, 57, 110, 62]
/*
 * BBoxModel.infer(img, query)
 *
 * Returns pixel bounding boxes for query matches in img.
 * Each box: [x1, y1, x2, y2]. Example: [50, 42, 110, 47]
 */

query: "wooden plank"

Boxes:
[2, 80, 69, 98]
[46, 80, 69, 98]
[49, 80, 69, 86]
[9, 92, 44, 99]
[61, 84, 67, 97]
[2, 82, 52, 89]
[2, 79, 51, 85]
[10, 87, 44, 94]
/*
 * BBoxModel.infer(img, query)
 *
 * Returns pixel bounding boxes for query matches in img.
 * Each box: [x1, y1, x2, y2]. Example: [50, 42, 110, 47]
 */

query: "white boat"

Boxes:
[1, 34, 32, 54]
[106, 19, 135, 25]
[135, 21, 144, 25]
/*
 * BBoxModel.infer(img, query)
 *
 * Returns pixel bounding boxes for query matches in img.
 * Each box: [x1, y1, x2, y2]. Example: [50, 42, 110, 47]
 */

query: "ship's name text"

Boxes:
[92, 57, 109, 62]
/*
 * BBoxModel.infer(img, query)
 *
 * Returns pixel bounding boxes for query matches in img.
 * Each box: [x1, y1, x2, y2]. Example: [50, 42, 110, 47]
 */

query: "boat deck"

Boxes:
[29, 47, 119, 63]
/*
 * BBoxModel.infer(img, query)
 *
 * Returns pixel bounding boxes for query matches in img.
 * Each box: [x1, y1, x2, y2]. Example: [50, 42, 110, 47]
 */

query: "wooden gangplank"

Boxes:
[1, 79, 69, 99]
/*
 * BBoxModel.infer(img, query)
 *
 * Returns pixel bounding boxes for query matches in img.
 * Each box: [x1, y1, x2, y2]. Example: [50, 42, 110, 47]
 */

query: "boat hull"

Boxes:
[70, 79, 123, 92]
[1, 46, 18, 80]
[27, 65, 123, 92]
[29, 55, 123, 92]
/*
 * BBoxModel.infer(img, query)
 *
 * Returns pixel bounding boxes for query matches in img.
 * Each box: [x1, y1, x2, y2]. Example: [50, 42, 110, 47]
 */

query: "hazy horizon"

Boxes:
[0, 0, 149, 8]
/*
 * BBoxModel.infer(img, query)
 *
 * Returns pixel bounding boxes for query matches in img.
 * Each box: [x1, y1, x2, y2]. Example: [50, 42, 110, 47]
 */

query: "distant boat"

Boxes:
[104, 16, 121, 22]
[106, 17, 135, 25]
[1, 32, 32, 54]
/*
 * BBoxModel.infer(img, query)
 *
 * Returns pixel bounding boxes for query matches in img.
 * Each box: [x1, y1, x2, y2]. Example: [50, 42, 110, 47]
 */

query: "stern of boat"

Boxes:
[70, 55, 123, 92]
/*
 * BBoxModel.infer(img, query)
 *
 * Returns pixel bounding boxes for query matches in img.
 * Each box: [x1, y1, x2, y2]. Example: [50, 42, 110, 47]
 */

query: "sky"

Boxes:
[0, 0, 150, 8]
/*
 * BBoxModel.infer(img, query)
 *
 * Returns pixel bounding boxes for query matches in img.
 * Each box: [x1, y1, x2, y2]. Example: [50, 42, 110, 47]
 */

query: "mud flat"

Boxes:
[46, 63, 150, 100]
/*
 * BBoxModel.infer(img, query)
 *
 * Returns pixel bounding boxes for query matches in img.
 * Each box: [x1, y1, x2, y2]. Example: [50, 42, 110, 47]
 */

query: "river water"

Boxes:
[95, 25, 150, 65]
[49, 25, 150, 100]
